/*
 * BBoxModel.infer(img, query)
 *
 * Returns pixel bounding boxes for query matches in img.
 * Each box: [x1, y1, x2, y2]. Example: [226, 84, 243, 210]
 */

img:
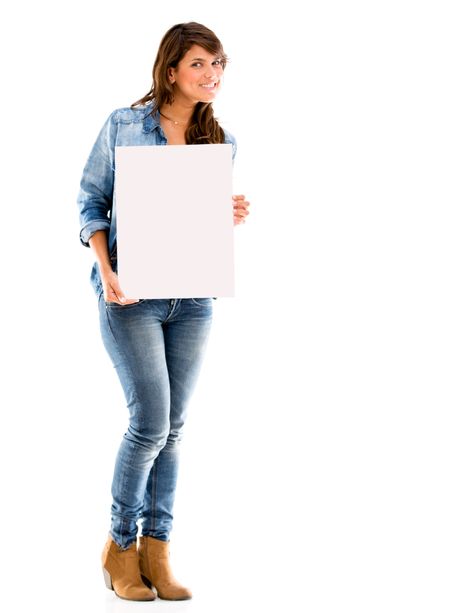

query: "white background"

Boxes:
[1, 1, 449, 612]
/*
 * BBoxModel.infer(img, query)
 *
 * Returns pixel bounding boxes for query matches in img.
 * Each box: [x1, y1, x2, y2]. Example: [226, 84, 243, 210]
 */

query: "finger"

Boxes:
[232, 194, 245, 201]
[112, 289, 139, 305]
[105, 292, 139, 305]
[106, 291, 122, 304]
[105, 293, 120, 304]
[109, 280, 126, 303]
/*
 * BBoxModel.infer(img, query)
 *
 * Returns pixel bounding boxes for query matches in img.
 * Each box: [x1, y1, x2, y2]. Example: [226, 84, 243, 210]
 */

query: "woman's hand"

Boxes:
[233, 194, 250, 226]
[101, 269, 139, 305]
[88, 231, 138, 305]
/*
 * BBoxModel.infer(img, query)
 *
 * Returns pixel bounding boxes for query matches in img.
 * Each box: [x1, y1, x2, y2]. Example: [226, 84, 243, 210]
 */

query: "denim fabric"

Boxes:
[77, 102, 237, 297]
[78, 103, 232, 547]
[99, 294, 213, 547]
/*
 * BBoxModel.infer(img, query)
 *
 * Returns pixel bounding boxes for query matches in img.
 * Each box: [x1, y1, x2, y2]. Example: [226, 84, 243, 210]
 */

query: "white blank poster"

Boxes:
[114, 144, 234, 299]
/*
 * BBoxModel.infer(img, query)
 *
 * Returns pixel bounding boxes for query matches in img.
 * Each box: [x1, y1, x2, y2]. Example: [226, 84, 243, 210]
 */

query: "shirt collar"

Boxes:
[142, 102, 161, 133]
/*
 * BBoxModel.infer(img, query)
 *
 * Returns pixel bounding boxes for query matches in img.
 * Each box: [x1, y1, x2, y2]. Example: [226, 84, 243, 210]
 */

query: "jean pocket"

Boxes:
[190, 298, 213, 307]
[105, 299, 145, 309]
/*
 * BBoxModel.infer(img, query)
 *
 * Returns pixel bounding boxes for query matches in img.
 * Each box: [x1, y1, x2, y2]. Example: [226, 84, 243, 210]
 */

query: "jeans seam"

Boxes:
[150, 458, 158, 532]
[112, 440, 139, 545]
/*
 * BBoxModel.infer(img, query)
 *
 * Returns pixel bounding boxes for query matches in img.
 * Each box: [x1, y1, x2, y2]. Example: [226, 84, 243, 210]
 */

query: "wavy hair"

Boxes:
[131, 22, 228, 145]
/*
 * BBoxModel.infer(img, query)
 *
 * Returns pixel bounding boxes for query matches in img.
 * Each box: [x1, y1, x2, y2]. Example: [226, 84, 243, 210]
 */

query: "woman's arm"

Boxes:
[89, 230, 138, 305]
[77, 112, 117, 247]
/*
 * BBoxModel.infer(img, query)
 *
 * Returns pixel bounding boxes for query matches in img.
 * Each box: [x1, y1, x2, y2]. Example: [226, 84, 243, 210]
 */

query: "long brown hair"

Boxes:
[131, 22, 228, 145]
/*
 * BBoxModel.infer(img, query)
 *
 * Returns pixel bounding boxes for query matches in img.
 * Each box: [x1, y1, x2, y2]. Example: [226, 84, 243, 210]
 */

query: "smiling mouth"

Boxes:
[200, 82, 218, 89]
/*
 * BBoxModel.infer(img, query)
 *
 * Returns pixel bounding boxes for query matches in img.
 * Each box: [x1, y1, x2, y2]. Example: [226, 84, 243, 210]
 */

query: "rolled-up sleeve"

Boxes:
[77, 111, 117, 247]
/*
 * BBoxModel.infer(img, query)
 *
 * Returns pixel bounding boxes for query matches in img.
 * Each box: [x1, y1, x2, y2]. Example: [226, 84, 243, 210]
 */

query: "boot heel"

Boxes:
[141, 574, 152, 589]
[103, 567, 113, 590]
[102, 535, 155, 600]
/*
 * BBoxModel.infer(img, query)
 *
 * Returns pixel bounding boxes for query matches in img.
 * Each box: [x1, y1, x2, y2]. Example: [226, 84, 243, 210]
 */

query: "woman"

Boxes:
[77, 22, 250, 602]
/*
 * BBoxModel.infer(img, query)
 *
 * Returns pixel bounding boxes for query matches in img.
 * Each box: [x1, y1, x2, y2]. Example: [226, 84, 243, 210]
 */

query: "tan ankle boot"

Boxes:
[102, 535, 155, 601]
[138, 535, 192, 600]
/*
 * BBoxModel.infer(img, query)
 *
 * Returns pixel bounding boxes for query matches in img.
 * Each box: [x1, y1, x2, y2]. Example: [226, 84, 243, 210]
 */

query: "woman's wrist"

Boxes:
[98, 261, 113, 274]
[89, 231, 114, 276]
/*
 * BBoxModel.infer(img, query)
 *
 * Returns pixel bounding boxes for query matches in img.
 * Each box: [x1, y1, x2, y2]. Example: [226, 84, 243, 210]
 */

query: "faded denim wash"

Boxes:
[99, 295, 213, 547]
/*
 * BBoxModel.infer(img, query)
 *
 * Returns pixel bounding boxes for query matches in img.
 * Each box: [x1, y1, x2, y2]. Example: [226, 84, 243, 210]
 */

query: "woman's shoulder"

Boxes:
[108, 102, 155, 126]
[222, 127, 236, 146]
[222, 127, 237, 160]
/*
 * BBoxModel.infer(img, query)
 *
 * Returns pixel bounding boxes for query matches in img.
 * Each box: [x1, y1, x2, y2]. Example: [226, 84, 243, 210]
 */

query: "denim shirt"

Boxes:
[77, 102, 237, 296]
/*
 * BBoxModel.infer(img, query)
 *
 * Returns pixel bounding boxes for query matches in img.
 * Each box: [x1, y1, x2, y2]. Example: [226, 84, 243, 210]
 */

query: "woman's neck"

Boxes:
[159, 100, 196, 125]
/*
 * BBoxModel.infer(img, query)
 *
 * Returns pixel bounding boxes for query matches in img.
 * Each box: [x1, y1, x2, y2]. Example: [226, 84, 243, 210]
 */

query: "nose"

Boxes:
[204, 65, 219, 80]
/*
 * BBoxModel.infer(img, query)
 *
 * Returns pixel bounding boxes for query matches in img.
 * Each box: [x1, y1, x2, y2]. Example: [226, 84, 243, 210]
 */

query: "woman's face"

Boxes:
[168, 44, 224, 105]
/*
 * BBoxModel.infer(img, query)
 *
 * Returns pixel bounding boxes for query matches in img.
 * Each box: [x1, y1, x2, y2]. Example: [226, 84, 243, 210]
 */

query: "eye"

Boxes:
[191, 60, 224, 68]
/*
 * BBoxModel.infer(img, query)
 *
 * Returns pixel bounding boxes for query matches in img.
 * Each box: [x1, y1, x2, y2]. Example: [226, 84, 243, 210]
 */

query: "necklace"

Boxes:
[159, 111, 189, 126]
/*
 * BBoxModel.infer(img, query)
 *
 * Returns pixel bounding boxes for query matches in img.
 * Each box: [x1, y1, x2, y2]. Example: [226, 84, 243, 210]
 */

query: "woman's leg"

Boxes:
[141, 298, 213, 540]
[99, 296, 175, 550]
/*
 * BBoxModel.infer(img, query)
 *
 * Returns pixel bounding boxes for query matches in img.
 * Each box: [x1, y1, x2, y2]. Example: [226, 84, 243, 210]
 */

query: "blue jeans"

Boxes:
[98, 295, 213, 549]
